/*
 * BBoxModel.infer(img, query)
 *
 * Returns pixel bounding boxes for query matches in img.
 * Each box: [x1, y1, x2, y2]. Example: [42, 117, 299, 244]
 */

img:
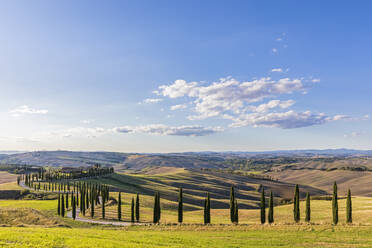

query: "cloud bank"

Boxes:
[155, 77, 347, 129]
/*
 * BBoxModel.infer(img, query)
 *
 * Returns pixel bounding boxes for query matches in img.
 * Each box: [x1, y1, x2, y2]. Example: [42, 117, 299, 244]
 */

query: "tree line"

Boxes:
[20, 176, 353, 225]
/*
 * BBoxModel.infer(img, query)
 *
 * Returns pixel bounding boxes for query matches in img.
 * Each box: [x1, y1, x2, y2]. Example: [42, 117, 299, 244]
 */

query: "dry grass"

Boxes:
[0, 208, 60, 226]
[267, 169, 372, 196]
[0, 172, 17, 184]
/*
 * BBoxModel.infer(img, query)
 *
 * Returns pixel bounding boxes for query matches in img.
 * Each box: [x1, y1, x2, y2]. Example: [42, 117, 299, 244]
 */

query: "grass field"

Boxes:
[1, 170, 372, 247]
[0, 225, 372, 247]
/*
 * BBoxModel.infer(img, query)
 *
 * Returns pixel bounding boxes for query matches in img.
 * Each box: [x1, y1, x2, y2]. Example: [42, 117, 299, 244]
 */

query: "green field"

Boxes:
[0, 225, 372, 247]
[1, 169, 372, 247]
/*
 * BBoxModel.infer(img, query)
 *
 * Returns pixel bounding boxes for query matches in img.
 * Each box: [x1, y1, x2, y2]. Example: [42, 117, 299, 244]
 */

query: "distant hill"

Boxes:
[1, 149, 372, 169]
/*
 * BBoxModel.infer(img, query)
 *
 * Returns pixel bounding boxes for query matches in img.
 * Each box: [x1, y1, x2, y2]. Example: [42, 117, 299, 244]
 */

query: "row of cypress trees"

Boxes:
[293, 182, 352, 224]
[54, 180, 353, 225]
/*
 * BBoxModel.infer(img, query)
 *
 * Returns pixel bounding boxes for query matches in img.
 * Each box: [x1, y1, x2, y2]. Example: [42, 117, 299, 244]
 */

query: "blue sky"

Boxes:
[0, 0, 371, 152]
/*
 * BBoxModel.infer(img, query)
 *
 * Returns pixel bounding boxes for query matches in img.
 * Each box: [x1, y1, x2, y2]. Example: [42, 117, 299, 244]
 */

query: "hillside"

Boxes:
[78, 168, 326, 210]
[2, 150, 372, 170]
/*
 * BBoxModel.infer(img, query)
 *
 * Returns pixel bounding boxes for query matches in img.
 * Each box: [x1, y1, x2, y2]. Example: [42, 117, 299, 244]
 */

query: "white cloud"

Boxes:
[230, 111, 339, 129]
[311, 78, 321, 83]
[252, 100, 295, 113]
[140, 98, 163, 104]
[271, 68, 283, 72]
[159, 79, 198, 98]
[50, 127, 107, 138]
[272, 48, 278, 53]
[155, 77, 349, 130]
[159, 77, 307, 120]
[114, 124, 223, 136]
[332, 115, 350, 121]
[9, 105, 48, 117]
[170, 104, 188, 111]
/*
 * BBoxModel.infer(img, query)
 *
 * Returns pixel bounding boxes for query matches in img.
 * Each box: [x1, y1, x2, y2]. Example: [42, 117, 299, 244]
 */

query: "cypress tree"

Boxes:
[153, 192, 158, 223]
[102, 196, 105, 219]
[66, 192, 69, 209]
[206, 192, 211, 224]
[234, 200, 239, 224]
[260, 188, 266, 224]
[72, 196, 76, 220]
[268, 191, 274, 224]
[86, 190, 89, 210]
[136, 193, 140, 222]
[346, 189, 352, 224]
[131, 197, 135, 223]
[305, 192, 311, 222]
[294, 184, 300, 223]
[91, 193, 94, 218]
[61, 194, 65, 217]
[178, 188, 183, 224]
[230, 186, 235, 223]
[118, 192, 122, 221]
[157, 192, 161, 222]
[332, 181, 338, 225]
[57, 193, 61, 215]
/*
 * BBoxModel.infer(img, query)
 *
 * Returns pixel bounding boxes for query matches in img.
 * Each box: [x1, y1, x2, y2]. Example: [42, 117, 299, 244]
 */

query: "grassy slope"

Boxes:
[1, 194, 372, 246]
[267, 169, 372, 196]
[0, 172, 17, 184]
[79, 169, 326, 211]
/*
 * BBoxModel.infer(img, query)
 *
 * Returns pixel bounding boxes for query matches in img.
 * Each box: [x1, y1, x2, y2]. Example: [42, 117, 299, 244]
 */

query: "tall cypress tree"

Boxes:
[260, 188, 266, 224]
[57, 193, 61, 215]
[268, 191, 274, 224]
[91, 193, 94, 218]
[332, 181, 338, 225]
[294, 184, 300, 223]
[66, 192, 69, 209]
[305, 192, 311, 222]
[118, 192, 122, 221]
[178, 188, 183, 224]
[234, 200, 239, 224]
[153, 192, 158, 223]
[157, 192, 161, 222]
[346, 189, 352, 224]
[131, 197, 135, 223]
[72, 196, 76, 220]
[102, 197, 105, 219]
[203, 193, 211, 224]
[70, 192, 73, 209]
[136, 193, 140, 222]
[230, 186, 235, 223]
[86, 190, 89, 210]
[61, 194, 65, 217]
[206, 192, 211, 224]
